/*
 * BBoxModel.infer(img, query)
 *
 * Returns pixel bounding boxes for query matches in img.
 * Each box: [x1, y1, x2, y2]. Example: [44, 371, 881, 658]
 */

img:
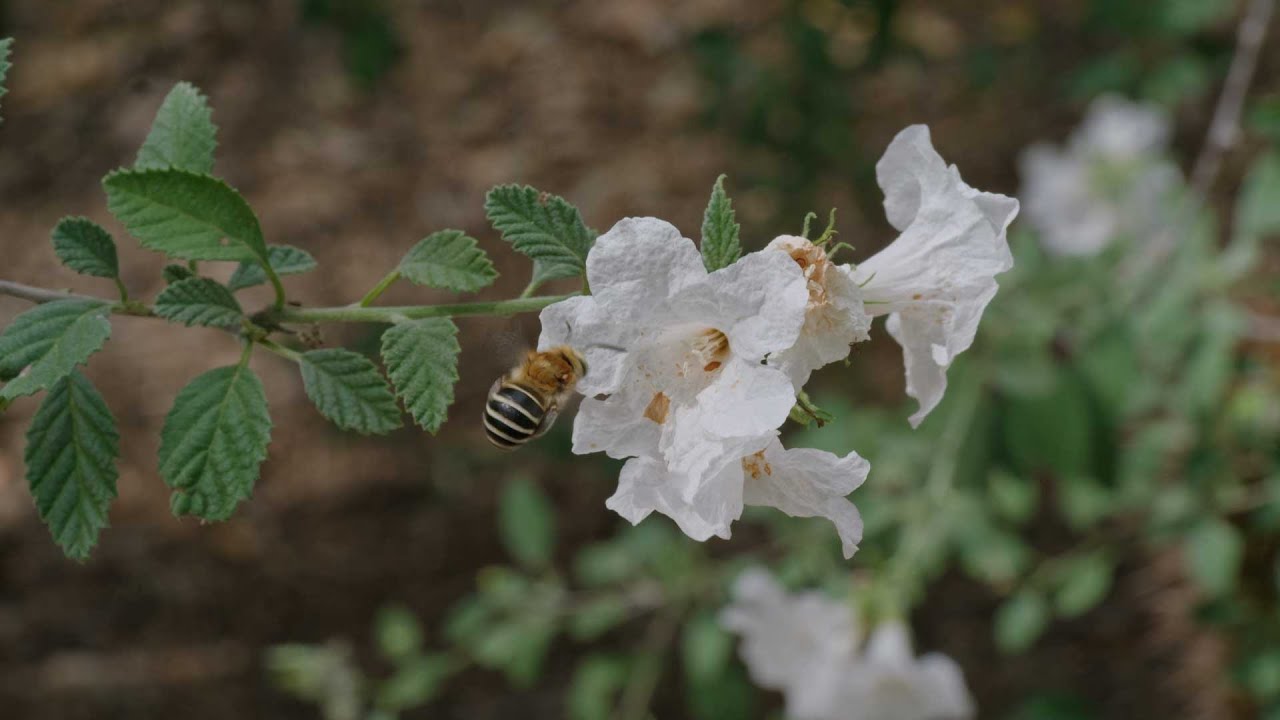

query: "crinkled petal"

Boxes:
[857, 125, 1018, 426]
[769, 264, 872, 388]
[571, 388, 661, 460]
[743, 437, 869, 558]
[661, 358, 795, 483]
[538, 296, 636, 395]
[667, 248, 808, 361]
[605, 455, 742, 541]
[586, 217, 706, 325]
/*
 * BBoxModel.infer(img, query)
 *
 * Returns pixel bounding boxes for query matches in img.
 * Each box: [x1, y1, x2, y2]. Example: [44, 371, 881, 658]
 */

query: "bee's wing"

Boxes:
[530, 401, 560, 440]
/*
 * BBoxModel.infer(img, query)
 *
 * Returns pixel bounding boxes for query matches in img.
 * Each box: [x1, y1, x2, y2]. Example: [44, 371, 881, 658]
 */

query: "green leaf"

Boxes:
[51, 217, 119, 279]
[1002, 372, 1096, 477]
[375, 654, 456, 712]
[484, 184, 594, 287]
[162, 264, 194, 284]
[0, 38, 12, 123]
[988, 469, 1038, 523]
[682, 612, 733, 681]
[380, 318, 459, 433]
[159, 363, 271, 520]
[227, 245, 317, 291]
[700, 174, 741, 271]
[24, 370, 119, 560]
[399, 229, 498, 292]
[0, 299, 112, 401]
[568, 655, 629, 720]
[102, 168, 269, 263]
[499, 476, 556, 570]
[1053, 552, 1113, 617]
[1186, 517, 1243, 596]
[995, 590, 1049, 654]
[567, 596, 631, 640]
[299, 348, 402, 435]
[135, 82, 217, 174]
[1228, 151, 1280, 276]
[374, 605, 423, 662]
[154, 277, 244, 329]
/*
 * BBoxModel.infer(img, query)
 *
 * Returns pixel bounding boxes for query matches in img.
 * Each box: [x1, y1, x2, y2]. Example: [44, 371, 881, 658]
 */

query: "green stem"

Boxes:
[264, 265, 288, 311]
[256, 337, 303, 362]
[267, 293, 575, 325]
[518, 280, 540, 299]
[112, 276, 130, 303]
[358, 270, 401, 307]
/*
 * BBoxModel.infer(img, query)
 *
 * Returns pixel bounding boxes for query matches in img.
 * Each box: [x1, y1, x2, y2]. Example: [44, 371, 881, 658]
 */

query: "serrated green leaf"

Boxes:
[499, 477, 556, 569]
[51, 217, 120, 279]
[0, 299, 112, 401]
[154, 277, 244, 328]
[995, 590, 1049, 654]
[227, 245, 318, 291]
[1187, 517, 1243, 596]
[0, 38, 12, 123]
[484, 185, 594, 287]
[24, 370, 119, 560]
[162, 264, 194, 284]
[159, 364, 271, 520]
[103, 168, 269, 263]
[399, 229, 498, 292]
[135, 82, 217, 174]
[700, 174, 741, 271]
[299, 348, 401, 435]
[380, 318, 459, 433]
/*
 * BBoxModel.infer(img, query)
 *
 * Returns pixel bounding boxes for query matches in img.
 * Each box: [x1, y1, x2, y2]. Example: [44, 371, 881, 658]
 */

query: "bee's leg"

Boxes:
[531, 403, 560, 439]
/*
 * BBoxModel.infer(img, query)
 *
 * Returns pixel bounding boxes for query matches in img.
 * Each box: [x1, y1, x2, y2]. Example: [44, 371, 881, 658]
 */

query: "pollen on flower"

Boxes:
[773, 235, 834, 311]
[643, 391, 671, 424]
[691, 328, 730, 372]
[742, 450, 772, 479]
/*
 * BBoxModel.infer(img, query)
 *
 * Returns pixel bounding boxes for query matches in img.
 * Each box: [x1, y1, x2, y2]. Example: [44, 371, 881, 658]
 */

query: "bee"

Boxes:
[484, 345, 587, 450]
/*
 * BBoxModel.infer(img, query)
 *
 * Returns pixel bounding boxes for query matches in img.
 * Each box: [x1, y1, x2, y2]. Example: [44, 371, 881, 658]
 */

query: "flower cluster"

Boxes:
[539, 125, 1018, 556]
[720, 568, 974, 720]
[1019, 95, 1181, 257]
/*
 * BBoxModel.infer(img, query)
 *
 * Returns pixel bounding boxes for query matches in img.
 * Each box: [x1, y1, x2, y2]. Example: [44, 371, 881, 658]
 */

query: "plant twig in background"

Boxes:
[1190, 0, 1276, 197]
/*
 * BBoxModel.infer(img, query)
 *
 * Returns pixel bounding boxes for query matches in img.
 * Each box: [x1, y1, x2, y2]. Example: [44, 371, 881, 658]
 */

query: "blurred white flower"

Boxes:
[721, 569, 976, 720]
[608, 435, 868, 555]
[1019, 95, 1181, 257]
[852, 125, 1018, 427]
[539, 217, 809, 531]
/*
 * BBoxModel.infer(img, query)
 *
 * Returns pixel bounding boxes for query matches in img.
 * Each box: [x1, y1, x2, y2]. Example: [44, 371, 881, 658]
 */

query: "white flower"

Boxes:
[607, 435, 868, 556]
[719, 568, 860, 720]
[538, 217, 809, 522]
[764, 127, 1017, 426]
[721, 569, 976, 720]
[1019, 95, 1180, 257]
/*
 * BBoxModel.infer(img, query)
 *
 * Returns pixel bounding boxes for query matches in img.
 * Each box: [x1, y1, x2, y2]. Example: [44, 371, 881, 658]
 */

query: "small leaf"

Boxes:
[399, 229, 498, 292]
[227, 245, 318, 291]
[568, 655, 629, 720]
[135, 82, 218, 174]
[159, 364, 271, 520]
[484, 184, 594, 287]
[1186, 517, 1244, 596]
[51, 217, 119, 279]
[299, 348, 402, 435]
[995, 590, 1049, 654]
[24, 370, 119, 560]
[682, 612, 733, 681]
[567, 597, 630, 641]
[380, 319, 459, 433]
[375, 654, 456, 712]
[103, 168, 269, 263]
[700, 174, 741, 271]
[162, 264, 194, 284]
[1053, 552, 1113, 617]
[0, 38, 12, 123]
[154, 277, 244, 329]
[0, 299, 112, 401]
[499, 476, 556, 570]
[375, 605, 423, 661]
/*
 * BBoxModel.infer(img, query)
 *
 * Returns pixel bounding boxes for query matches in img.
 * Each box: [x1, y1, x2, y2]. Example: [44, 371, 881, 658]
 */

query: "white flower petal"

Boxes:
[768, 261, 872, 388]
[605, 455, 741, 541]
[864, 620, 916, 667]
[1076, 94, 1171, 158]
[857, 125, 1018, 427]
[586, 217, 706, 324]
[571, 389, 662, 460]
[916, 654, 977, 720]
[538, 296, 635, 395]
[743, 438, 869, 558]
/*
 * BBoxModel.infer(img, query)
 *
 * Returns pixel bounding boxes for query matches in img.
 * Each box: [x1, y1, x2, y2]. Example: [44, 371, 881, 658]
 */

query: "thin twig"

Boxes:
[1190, 0, 1276, 198]
[616, 606, 683, 720]
[0, 279, 104, 306]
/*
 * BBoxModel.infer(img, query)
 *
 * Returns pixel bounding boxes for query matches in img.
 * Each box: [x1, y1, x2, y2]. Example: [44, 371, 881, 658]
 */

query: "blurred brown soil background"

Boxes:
[0, 1, 1275, 718]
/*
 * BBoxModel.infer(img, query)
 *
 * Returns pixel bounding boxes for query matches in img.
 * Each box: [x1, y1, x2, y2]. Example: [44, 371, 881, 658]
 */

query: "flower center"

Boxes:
[691, 328, 729, 372]
[782, 239, 832, 309]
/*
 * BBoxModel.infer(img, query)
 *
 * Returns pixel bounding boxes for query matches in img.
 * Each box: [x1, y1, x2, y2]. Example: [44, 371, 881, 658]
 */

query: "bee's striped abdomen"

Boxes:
[484, 383, 546, 449]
